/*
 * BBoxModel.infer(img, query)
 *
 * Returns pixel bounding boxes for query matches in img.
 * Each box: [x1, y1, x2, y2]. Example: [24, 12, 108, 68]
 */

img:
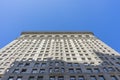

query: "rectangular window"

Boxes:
[13, 69, 19, 73]
[41, 63, 46, 67]
[18, 63, 24, 67]
[76, 68, 82, 73]
[90, 76, 97, 80]
[8, 76, 14, 80]
[111, 76, 118, 80]
[99, 75, 105, 80]
[58, 76, 64, 80]
[69, 68, 74, 73]
[94, 68, 100, 73]
[86, 68, 92, 73]
[21, 69, 27, 73]
[55, 68, 59, 72]
[61, 68, 65, 73]
[103, 68, 108, 72]
[34, 63, 39, 67]
[37, 76, 43, 80]
[49, 76, 55, 80]
[49, 68, 53, 73]
[74, 63, 79, 67]
[78, 76, 84, 80]
[70, 76, 76, 80]
[25, 63, 30, 66]
[108, 67, 115, 72]
[68, 63, 72, 67]
[39, 69, 45, 73]
[32, 69, 37, 73]
[16, 76, 22, 80]
[29, 76, 34, 80]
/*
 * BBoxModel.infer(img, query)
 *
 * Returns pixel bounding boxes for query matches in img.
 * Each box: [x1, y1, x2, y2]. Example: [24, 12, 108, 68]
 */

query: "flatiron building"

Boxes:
[0, 32, 120, 80]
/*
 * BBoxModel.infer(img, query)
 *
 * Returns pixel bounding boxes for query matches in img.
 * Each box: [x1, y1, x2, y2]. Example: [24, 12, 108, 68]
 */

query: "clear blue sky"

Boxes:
[0, 0, 120, 52]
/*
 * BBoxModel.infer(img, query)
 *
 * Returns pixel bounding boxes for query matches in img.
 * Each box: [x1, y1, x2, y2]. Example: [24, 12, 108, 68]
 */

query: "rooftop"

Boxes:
[21, 31, 94, 35]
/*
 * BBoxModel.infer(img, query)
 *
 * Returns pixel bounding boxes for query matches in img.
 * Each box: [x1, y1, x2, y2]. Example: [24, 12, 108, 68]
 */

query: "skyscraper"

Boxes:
[0, 32, 120, 80]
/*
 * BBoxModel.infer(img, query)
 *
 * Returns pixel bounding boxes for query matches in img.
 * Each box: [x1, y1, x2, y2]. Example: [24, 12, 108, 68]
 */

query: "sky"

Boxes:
[0, 0, 120, 52]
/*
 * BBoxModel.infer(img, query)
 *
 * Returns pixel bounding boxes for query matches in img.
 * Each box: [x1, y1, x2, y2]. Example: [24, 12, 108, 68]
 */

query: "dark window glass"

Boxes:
[111, 76, 118, 80]
[70, 76, 76, 80]
[29, 76, 34, 80]
[8, 76, 14, 80]
[21, 69, 27, 73]
[37, 76, 43, 80]
[99, 75, 105, 80]
[58, 76, 64, 80]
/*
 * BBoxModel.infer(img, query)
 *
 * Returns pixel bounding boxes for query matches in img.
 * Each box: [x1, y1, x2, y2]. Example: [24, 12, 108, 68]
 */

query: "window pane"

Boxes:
[58, 76, 64, 80]
[8, 76, 14, 80]
[49, 76, 55, 80]
[37, 76, 43, 80]
[29, 76, 34, 80]
[70, 76, 76, 80]
[90, 76, 97, 80]
[111, 76, 118, 80]
[99, 76, 105, 80]
[78, 76, 84, 80]
[16, 76, 22, 80]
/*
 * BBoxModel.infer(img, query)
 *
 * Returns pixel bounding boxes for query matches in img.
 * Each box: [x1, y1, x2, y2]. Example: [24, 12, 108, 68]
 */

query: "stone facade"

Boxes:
[0, 32, 120, 80]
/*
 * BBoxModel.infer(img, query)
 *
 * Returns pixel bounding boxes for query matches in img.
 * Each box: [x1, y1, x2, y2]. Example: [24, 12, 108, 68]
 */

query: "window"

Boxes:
[99, 75, 105, 80]
[67, 58, 71, 60]
[58, 76, 64, 80]
[103, 68, 108, 72]
[34, 63, 39, 67]
[73, 58, 77, 60]
[76, 68, 82, 73]
[61, 62, 64, 66]
[39, 69, 45, 73]
[49, 62, 53, 66]
[55, 62, 59, 66]
[49, 68, 53, 73]
[108, 67, 115, 72]
[18, 63, 24, 67]
[49, 76, 55, 80]
[94, 68, 100, 73]
[37, 76, 43, 80]
[41, 63, 46, 67]
[74, 63, 79, 67]
[32, 69, 37, 73]
[68, 63, 72, 67]
[61, 68, 65, 73]
[13, 69, 19, 73]
[29, 76, 34, 80]
[69, 68, 74, 73]
[70, 76, 76, 80]
[25, 63, 30, 66]
[111, 76, 118, 80]
[16, 76, 22, 80]
[86, 68, 92, 73]
[21, 69, 27, 73]
[8, 76, 14, 80]
[78, 76, 84, 80]
[55, 68, 59, 72]
[90, 76, 97, 80]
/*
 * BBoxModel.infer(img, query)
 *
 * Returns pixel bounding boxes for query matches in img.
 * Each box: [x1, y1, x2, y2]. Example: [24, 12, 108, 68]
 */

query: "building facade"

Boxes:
[0, 32, 120, 80]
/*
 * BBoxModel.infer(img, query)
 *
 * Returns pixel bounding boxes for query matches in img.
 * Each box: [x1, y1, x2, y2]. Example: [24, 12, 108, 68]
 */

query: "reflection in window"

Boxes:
[49, 76, 55, 80]
[70, 76, 76, 80]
